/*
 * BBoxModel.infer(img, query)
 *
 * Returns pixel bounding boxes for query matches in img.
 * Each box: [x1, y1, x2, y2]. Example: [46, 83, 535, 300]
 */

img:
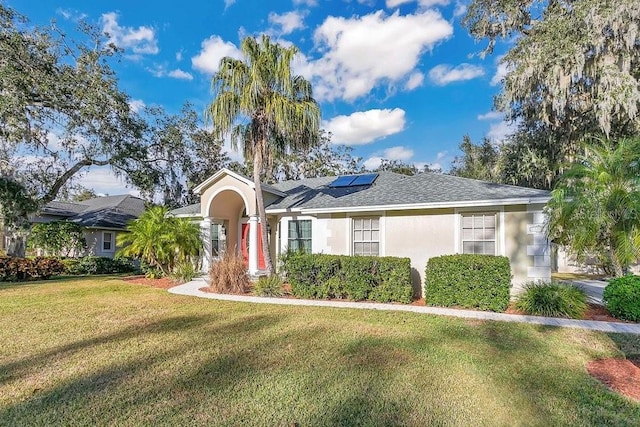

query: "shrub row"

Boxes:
[282, 253, 413, 303]
[62, 256, 139, 275]
[0, 256, 65, 282]
[425, 254, 511, 312]
[604, 275, 640, 322]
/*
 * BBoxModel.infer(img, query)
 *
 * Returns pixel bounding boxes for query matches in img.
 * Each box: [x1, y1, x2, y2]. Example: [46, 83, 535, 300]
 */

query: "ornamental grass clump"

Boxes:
[253, 274, 284, 297]
[515, 281, 588, 319]
[208, 252, 250, 294]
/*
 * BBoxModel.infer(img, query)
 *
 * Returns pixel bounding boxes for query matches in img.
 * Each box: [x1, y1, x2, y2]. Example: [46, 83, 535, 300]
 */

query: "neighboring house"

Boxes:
[31, 195, 145, 258]
[171, 168, 552, 294]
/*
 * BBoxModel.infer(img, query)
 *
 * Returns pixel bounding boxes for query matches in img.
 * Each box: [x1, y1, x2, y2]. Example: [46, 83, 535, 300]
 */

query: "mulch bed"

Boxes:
[122, 275, 177, 290]
[587, 358, 640, 401]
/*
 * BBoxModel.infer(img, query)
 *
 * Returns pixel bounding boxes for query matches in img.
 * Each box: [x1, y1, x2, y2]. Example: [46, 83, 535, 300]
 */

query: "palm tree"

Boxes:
[118, 206, 202, 276]
[206, 35, 321, 274]
[546, 138, 640, 276]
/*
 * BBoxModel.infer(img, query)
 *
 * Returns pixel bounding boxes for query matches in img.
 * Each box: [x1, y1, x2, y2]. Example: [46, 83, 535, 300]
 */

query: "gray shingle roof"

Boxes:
[40, 195, 146, 229]
[169, 203, 201, 216]
[266, 172, 550, 211]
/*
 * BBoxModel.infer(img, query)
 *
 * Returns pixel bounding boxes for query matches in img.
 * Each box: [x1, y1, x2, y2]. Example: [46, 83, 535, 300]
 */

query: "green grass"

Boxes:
[1, 277, 639, 426]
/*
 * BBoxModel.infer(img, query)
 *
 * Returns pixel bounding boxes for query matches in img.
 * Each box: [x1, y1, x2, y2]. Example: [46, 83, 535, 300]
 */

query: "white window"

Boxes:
[353, 217, 379, 256]
[102, 231, 114, 252]
[288, 220, 312, 253]
[212, 224, 220, 257]
[461, 213, 496, 255]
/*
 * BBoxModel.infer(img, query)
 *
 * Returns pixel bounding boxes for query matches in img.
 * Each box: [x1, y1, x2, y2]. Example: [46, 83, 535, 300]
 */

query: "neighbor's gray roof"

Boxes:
[265, 171, 550, 211]
[40, 195, 145, 229]
[169, 203, 201, 216]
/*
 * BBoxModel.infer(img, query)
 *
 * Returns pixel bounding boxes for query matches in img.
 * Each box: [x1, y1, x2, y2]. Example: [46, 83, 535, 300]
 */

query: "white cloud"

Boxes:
[428, 63, 484, 85]
[487, 121, 515, 143]
[363, 156, 384, 170]
[491, 58, 511, 86]
[225, 0, 236, 8]
[77, 167, 140, 197]
[477, 111, 503, 120]
[383, 146, 414, 160]
[57, 8, 87, 21]
[310, 10, 453, 101]
[168, 69, 194, 80]
[453, 1, 467, 17]
[268, 11, 306, 35]
[386, 0, 450, 8]
[175, 51, 183, 61]
[293, 0, 318, 6]
[405, 72, 424, 90]
[128, 99, 146, 113]
[100, 12, 158, 55]
[323, 108, 406, 145]
[191, 36, 242, 74]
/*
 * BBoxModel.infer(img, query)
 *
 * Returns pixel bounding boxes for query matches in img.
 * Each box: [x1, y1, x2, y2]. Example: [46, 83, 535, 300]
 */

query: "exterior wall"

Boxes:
[200, 174, 256, 218]
[555, 246, 640, 275]
[83, 229, 120, 258]
[385, 208, 455, 289]
[276, 204, 551, 297]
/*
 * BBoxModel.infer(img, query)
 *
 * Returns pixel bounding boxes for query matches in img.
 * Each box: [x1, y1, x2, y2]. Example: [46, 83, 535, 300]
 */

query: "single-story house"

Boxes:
[171, 168, 552, 293]
[30, 195, 145, 258]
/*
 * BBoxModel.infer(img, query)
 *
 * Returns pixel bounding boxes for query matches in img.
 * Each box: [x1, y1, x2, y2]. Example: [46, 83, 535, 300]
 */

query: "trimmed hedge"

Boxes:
[282, 253, 413, 303]
[63, 256, 139, 275]
[603, 275, 640, 322]
[0, 256, 65, 282]
[425, 254, 511, 312]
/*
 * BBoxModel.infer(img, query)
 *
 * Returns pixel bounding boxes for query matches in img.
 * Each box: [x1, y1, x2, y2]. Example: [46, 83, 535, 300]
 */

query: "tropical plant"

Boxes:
[28, 221, 87, 257]
[546, 138, 640, 276]
[206, 35, 321, 274]
[515, 282, 588, 319]
[117, 206, 202, 276]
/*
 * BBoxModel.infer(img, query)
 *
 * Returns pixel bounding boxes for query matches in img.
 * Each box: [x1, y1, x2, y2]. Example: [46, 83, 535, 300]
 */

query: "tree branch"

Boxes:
[41, 157, 110, 204]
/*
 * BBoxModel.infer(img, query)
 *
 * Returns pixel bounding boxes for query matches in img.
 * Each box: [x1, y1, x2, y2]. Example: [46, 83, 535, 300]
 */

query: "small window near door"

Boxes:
[461, 213, 496, 255]
[353, 217, 379, 256]
[212, 224, 220, 257]
[102, 231, 114, 252]
[288, 220, 312, 253]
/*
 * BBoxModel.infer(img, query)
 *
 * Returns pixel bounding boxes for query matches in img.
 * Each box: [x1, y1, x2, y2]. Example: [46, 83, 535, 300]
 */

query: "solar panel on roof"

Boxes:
[329, 173, 379, 188]
[351, 173, 378, 186]
[329, 175, 357, 187]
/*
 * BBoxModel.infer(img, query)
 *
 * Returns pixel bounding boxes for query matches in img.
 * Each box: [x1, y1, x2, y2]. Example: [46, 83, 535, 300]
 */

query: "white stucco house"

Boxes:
[170, 168, 553, 293]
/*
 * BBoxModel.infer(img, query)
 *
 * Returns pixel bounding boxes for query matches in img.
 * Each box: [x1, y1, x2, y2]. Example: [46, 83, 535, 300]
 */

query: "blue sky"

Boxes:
[9, 0, 511, 196]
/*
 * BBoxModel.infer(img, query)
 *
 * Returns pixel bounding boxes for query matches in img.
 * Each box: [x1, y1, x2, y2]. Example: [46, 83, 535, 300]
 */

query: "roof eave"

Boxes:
[295, 196, 551, 215]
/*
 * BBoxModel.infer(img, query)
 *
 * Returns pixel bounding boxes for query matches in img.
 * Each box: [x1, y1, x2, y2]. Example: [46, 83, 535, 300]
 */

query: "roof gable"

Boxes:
[192, 168, 286, 197]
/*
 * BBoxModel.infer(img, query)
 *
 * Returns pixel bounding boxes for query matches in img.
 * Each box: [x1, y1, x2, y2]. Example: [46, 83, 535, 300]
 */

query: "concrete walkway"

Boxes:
[169, 279, 640, 334]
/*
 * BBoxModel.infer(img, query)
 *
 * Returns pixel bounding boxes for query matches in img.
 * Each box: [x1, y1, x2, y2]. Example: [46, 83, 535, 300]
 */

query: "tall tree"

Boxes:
[546, 138, 640, 276]
[0, 5, 154, 255]
[450, 135, 499, 182]
[206, 35, 321, 274]
[464, 0, 640, 142]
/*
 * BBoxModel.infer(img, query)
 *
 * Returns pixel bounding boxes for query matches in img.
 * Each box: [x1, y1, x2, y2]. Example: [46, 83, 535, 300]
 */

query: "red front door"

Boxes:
[241, 223, 266, 270]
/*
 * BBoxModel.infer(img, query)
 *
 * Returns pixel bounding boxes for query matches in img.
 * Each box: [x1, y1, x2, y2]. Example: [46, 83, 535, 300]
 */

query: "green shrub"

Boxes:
[0, 256, 65, 282]
[254, 274, 284, 297]
[603, 275, 640, 321]
[64, 256, 139, 275]
[282, 253, 412, 303]
[515, 281, 588, 319]
[209, 252, 250, 294]
[425, 254, 511, 312]
[171, 260, 198, 283]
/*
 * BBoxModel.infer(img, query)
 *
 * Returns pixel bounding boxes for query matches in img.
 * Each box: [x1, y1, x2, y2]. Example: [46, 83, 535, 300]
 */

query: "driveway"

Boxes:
[566, 279, 608, 305]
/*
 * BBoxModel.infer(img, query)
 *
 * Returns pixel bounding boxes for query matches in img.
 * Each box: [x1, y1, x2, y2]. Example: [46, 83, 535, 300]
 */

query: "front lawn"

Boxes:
[1, 277, 639, 426]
